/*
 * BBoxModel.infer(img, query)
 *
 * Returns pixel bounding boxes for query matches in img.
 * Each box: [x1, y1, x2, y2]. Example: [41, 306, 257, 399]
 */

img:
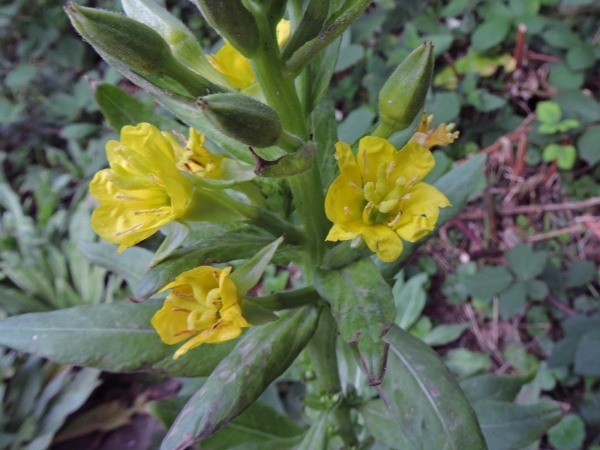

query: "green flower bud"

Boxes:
[250, 142, 317, 178]
[121, 0, 232, 88]
[376, 42, 434, 138]
[198, 93, 283, 148]
[281, 0, 330, 62]
[65, 3, 224, 98]
[190, 0, 260, 58]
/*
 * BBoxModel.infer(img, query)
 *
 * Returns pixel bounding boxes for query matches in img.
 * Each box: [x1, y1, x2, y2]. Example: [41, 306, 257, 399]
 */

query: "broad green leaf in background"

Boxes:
[135, 229, 297, 301]
[549, 64, 585, 90]
[160, 306, 321, 450]
[296, 410, 330, 450]
[505, 243, 547, 281]
[466, 266, 513, 301]
[473, 400, 562, 450]
[315, 258, 395, 385]
[0, 299, 236, 376]
[444, 349, 493, 378]
[422, 323, 469, 346]
[459, 372, 536, 403]
[574, 328, 600, 376]
[566, 43, 596, 71]
[471, 18, 511, 52]
[565, 260, 596, 288]
[536, 101, 562, 124]
[198, 401, 304, 450]
[94, 83, 185, 134]
[393, 272, 428, 330]
[377, 325, 487, 450]
[337, 106, 376, 145]
[150, 222, 190, 267]
[555, 90, 600, 126]
[543, 144, 577, 170]
[577, 125, 600, 166]
[499, 281, 527, 319]
[309, 95, 339, 188]
[547, 413, 586, 450]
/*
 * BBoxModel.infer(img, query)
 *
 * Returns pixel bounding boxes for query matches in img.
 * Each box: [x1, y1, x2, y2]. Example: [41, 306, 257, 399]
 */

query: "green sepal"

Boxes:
[240, 299, 279, 325]
[191, 0, 260, 58]
[199, 93, 283, 148]
[250, 141, 317, 178]
[229, 236, 284, 294]
[375, 42, 434, 138]
[65, 3, 225, 98]
[121, 0, 233, 88]
[160, 305, 322, 449]
[180, 188, 247, 223]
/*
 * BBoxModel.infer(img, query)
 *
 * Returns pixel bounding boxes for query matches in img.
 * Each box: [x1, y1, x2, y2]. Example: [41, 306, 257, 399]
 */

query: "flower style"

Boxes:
[410, 112, 460, 149]
[171, 128, 223, 179]
[151, 266, 250, 359]
[325, 137, 451, 262]
[90, 123, 192, 252]
[207, 20, 291, 90]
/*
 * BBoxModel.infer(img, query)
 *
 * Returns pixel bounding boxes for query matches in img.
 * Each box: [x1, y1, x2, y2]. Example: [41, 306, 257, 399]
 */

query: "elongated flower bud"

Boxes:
[120, 0, 231, 87]
[377, 42, 434, 138]
[190, 0, 260, 58]
[65, 3, 224, 97]
[198, 93, 283, 148]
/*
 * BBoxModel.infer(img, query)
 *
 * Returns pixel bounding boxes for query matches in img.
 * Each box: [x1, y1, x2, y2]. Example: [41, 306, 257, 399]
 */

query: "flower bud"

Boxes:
[65, 3, 224, 98]
[250, 141, 317, 178]
[121, 0, 232, 88]
[190, 0, 260, 58]
[198, 93, 283, 148]
[377, 42, 434, 138]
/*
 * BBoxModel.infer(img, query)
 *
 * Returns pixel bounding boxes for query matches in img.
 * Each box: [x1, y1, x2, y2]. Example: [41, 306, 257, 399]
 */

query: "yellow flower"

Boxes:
[170, 128, 223, 179]
[151, 266, 250, 359]
[325, 136, 451, 263]
[90, 123, 192, 252]
[207, 20, 291, 90]
[410, 113, 460, 149]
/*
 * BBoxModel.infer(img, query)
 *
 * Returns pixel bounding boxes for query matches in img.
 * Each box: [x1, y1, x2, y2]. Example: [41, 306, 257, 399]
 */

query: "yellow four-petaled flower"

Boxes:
[325, 136, 451, 263]
[151, 266, 250, 359]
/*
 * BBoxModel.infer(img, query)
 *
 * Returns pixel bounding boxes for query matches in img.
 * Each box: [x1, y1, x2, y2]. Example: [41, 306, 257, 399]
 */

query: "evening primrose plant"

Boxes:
[0, 1, 490, 448]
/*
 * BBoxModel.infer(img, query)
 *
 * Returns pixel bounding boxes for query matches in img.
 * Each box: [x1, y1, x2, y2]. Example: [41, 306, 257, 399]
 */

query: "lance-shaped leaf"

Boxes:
[150, 222, 190, 267]
[160, 305, 321, 450]
[314, 257, 395, 385]
[94, 83, 185, 134]
[459, 371, 536, 403]
[229, 236, 283, 294]
[377, 325, 487, 450]
[473, 400, 562, 450]
[0, 299, 235, 377]
[297, 410, 330, 450]
[250, 142, 316, 178]
[359, 399, 414, 450]
[135, 228, 296, 301]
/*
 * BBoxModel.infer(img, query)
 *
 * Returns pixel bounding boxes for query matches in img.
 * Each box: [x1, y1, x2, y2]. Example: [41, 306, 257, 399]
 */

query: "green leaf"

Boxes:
[549, 64, 584, 90]
[536, 101, 562, 124]
[574, 329, 600, 376]
[303, 37, 342, 115]
[309, 95, 339, 189]
[525, 279, 549, 300]
[459, 371, 536, 403]
[135, 229, 296, 301]
[444, 349, 492, 378]
[0, 300, 235, 376]
[471, 18, 511, 51]
[422, 323, 469, 347]
[315, 258, 395, 385]
[4, 64, 38, 89]
[334, 44, 365, 72]
[577, 126, 600, 166]
[499, 282, 527, 319]
[296, 410, 330, 450]
[555, 90, 600, 125]
[94, 83, 184, 134]
[505, 243, 547, 281]
[542, 25, 581, 49]
[565, 260, 595, 288]
[198, 401, 303, 450]
[566, 44, 596, 71]
[160, 306, 321, 449]
[547, 414, 586, 450]
[466, 266, 513, 301]
[377, 325, 487, 450]
[229, 237, 283, 294]
[473, 400, 562, 450]
[150, 222, 190, 267]
[359, 399, 414, 450]
[337, 106, 375, 145]
[393, 272, 428, 330]
[378, 155, 488, 278]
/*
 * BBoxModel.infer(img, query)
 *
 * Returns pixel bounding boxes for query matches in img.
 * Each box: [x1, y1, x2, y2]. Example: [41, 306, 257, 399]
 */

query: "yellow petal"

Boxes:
[207, 43, 256, 89]
[151, 302, 192, 345]
[357, 136, 397, 185]
[334, 142, 361, 187]
[324, 175, 364, 224]
[276, 19, 291, 47]
[325, 221, 363, 242]
[361, 224, 404, 263]
[389, 141, 435, 185]
[173, 322, 243, 359]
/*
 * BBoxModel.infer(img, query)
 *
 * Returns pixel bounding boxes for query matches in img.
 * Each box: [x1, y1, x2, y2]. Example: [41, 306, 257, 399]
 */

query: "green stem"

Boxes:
[249, 14, 329, 272]
[238, 203, 305, 245]
[306, 309, 359, 447]
[248, 286, 320, 310]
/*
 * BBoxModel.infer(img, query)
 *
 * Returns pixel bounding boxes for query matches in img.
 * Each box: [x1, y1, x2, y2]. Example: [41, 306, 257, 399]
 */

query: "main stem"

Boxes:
[250, 15, 329, 274]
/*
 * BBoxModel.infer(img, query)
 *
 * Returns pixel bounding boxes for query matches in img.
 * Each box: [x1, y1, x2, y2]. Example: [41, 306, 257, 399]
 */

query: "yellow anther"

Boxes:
[388, 210, 402, 227]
